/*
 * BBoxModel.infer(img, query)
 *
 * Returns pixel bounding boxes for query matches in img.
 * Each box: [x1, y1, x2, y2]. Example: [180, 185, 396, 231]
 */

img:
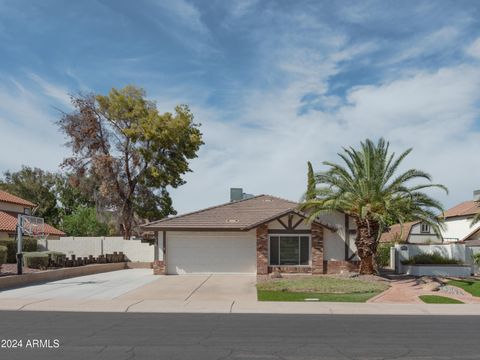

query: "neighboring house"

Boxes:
[442, 196, 480, 243]
[0, 190, 65, 240]
[380, 190, 480, 244]
[380, 221, 442, 244]
[144, 190, 358, 275]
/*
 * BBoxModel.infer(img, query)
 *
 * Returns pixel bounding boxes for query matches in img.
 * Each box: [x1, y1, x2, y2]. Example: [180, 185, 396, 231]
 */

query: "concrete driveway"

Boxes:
[0, 269, 159, 300]
[0, 269, 257, 307]
[118, 274, 257, 302]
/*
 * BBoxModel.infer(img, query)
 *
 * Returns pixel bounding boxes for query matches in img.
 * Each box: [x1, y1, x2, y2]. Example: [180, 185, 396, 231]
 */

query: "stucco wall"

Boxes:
[318, 211, 357, 261]
[394, 243, 480, 274]
[38, 237, 154, 262]
[0, 202, 28, 213]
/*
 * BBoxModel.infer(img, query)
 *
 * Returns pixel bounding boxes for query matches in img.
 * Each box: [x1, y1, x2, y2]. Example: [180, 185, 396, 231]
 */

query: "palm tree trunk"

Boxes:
[355, 218, 380, 275]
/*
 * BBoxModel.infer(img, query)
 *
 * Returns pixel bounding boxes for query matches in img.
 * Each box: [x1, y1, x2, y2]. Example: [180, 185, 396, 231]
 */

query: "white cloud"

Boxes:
[153, 0, 208, 34]
[0, 79, 68, 172]
[28, 73, 72, 108]
[394, 26, 461, 63]
[466, 37, 480, 59]
[168, 62, 480, 214]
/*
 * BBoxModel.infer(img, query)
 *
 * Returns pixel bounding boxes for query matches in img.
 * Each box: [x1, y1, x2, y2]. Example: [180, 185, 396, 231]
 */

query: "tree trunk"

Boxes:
[355, 218, 380, 275]
[121, 199, 134, 240]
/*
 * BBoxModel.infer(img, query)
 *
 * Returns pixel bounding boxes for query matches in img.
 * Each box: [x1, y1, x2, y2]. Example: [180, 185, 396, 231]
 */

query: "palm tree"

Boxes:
[300, 138, 447, 275]
[306, 161, 316, 201]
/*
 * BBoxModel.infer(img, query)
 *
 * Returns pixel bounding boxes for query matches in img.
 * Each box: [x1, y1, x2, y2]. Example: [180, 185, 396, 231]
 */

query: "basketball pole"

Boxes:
[16, 214, 23, 275]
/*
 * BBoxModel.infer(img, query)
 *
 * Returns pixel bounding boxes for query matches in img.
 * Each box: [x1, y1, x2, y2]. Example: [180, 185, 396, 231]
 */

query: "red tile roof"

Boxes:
[443, 201, 480, 218]
[0, 211, 65, 236]
[144, 194, 336, 231]
[0, 211, 18, 233]
[0, 190, 35, 207]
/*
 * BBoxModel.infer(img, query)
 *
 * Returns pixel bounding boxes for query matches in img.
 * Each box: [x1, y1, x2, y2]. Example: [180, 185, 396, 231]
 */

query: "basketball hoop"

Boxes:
[19, 214, 47, 240]
[16, 214, 47, 275]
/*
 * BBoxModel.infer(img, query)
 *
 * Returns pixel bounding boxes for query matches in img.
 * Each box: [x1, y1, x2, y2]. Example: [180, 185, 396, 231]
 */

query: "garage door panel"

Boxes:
[167, 232, 256, 274]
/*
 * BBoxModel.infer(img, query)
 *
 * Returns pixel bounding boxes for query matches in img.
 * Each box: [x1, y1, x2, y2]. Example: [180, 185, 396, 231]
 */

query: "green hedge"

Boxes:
[402, 252, 463, 265]
[23, 252, 49, 269]
[376, 242, 393, 268]
[0, 245, 7, 265]
[0, 238, 38, 263]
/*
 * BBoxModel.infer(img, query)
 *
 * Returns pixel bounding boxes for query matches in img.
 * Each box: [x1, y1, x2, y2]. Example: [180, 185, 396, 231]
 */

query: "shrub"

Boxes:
[23, 237, 38, 252]
[46, 251, 66, 264]
[402, 252, 463, 265]
[0, 245, 7, 265]
[23, 252, 49, 269]
[0, 238, 38, 263]
[376, 243, 393, 268]
[473, 253, 480, 265]
[0, 240, 16, 263]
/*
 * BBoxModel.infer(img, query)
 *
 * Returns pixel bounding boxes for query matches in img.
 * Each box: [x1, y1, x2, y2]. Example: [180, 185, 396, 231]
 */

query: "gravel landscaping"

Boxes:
[0, 264, 41, 276]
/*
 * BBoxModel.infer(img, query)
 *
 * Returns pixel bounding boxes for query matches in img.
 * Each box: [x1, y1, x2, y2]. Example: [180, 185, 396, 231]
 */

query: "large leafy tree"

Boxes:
[62, 207, 110, 236]
[300, 139, 447, 274]
[0, 167, 60, 226]
[58, 85, 203, 238]
[56, 173, 96, 217]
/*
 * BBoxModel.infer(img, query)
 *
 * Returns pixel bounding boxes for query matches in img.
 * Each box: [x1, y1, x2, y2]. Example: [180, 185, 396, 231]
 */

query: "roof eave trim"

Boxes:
[242, 208, 337, 232]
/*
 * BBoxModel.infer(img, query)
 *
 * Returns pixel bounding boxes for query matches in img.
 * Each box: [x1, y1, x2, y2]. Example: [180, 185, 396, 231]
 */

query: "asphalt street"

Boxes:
[0, 311, 479, 359]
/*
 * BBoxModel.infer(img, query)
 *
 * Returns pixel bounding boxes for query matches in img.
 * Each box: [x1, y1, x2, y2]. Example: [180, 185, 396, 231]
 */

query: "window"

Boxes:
[420, 223, 430, 233]
[269, 235, 310, 266]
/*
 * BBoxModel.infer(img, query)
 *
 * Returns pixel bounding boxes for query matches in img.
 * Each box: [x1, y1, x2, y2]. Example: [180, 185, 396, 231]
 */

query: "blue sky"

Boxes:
[0, 0, 480, 213]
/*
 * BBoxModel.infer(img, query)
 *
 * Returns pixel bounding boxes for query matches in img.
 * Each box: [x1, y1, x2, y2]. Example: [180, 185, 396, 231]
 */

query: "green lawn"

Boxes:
[447, 280, 480, 297]
[419, 295, 464, 304]
[258, 290, 380, 302]
[256, 276, 389, 303]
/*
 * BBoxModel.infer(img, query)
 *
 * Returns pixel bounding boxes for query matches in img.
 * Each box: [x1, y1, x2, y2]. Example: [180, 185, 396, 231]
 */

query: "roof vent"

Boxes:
[474, 190, 480, 202]
[226, 219, 239, 223]
[263, 198, 273, 202]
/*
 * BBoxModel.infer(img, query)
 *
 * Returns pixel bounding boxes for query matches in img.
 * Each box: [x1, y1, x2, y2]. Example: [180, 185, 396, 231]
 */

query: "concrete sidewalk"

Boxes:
[1, 297, 480, 315]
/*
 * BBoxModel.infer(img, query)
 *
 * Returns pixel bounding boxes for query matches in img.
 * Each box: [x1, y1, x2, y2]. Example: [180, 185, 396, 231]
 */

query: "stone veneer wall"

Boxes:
[324, 260, 359, 274]
[268, 266, 311, 274]
[311, 222, 324, 274]
[256, 224, 269, 275]
[152, 260, 165, 275]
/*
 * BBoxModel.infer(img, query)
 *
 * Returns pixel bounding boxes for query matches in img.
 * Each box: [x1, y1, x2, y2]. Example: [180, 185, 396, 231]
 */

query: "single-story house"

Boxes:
[144, 193, 358, 275]
[380, 190, 480, 244]
[0, 190, 65, 240]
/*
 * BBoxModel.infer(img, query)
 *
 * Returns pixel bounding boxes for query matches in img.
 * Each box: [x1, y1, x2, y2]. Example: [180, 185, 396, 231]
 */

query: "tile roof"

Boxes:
[144, 194, 335, 231]
[0, 211, 65, 236]
[379, 221, 419, 243]
[0, 190, 35, 207]
[443, 201, 480, 218]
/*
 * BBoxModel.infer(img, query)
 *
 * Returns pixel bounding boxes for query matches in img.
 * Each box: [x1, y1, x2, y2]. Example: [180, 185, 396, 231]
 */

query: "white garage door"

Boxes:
[166, 231, 257, 274]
